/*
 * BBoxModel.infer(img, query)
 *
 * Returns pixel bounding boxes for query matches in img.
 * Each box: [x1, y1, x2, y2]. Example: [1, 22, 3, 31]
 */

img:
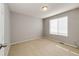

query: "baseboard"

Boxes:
[63, 42, 77, 48]
[6, 45, 10, 56]
[44, 37, 77, 48]
[10, 37, 42, 45]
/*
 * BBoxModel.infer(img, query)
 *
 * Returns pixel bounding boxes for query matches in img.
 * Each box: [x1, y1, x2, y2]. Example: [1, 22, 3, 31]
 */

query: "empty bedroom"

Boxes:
[0, 3, 79, 56]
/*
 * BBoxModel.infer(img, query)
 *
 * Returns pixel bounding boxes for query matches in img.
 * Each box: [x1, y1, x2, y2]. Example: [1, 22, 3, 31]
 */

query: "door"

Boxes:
[0, 3, 10, 56]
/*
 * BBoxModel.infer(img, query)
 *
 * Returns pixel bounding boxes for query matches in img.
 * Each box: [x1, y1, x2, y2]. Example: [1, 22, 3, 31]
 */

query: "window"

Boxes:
[49, 19, 58, 35]
[49, 16, 68, 36]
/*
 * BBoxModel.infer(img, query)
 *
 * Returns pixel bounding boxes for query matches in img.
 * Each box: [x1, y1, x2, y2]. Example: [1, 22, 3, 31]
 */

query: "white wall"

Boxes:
[4, 4, 10, 56]
[0, 3, 10, 56]
[43, 8, 79, 47]
[10, 12, 43, 43]
[0, 3, 5, 56]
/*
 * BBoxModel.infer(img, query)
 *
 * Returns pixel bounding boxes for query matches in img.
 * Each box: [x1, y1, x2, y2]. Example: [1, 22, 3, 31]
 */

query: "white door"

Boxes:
[0, 3, 10, 56]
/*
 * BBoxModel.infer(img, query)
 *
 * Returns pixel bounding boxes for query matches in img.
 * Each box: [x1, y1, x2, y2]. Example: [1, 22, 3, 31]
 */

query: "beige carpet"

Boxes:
[8, 39, 79, 56]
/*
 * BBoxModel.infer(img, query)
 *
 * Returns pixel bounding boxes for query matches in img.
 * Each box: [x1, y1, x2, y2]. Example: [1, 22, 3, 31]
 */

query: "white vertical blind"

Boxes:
[49, 16, 68, 36]
[58, 16, 68, 36]
[49, 19, 57, 34]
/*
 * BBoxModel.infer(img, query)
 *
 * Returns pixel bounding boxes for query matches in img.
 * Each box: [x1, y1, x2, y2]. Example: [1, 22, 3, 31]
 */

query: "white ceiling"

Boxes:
[8, 3, 79, 18]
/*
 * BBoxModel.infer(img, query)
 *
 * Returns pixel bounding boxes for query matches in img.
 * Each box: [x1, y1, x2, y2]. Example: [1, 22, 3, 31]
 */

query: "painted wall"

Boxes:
[43, 8, 79, 47]
[0, 3, 10, 56]
[10, 12, 43, 43]
[4, 4, 10, 56]
[0, 3, 5, 56]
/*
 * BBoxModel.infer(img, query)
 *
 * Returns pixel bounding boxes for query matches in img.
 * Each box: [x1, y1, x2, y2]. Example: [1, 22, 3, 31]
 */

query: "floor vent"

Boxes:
[59, 42, 64, 44]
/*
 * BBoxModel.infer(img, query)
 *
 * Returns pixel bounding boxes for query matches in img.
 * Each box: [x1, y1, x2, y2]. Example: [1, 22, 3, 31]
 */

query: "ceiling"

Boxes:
[8, 3, 79, 18]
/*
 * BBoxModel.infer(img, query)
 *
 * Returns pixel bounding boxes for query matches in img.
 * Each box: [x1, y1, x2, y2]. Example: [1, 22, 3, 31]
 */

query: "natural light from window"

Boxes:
[49, 16, 68, 36]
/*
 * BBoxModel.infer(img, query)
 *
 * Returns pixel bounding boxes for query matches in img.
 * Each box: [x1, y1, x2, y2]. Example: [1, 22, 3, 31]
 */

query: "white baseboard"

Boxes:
[63, 42, 77, 48]
[10, 37, 42, 45]
[44, 37, 77, 48]
[6, 45, 10, 56]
